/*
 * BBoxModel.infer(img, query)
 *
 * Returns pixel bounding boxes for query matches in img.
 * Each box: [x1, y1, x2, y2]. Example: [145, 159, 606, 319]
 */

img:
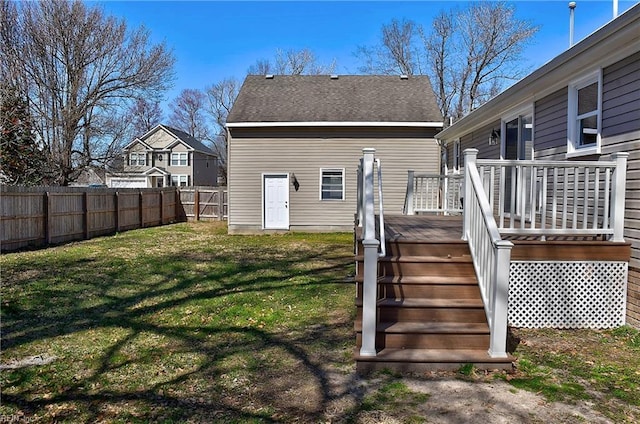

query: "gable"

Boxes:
[228, 75, 443, 124]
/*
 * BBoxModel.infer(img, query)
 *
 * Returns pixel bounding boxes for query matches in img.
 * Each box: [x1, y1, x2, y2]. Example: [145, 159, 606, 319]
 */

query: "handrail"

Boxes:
[463, 149, 512, 358]
[375, 158, 386, 258]
[404, 171, 463, 215]
[474, 153, 628, 241]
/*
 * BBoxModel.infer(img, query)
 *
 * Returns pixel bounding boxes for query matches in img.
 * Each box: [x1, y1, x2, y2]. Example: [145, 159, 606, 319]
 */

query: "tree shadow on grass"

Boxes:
[1, 231, 368, 422]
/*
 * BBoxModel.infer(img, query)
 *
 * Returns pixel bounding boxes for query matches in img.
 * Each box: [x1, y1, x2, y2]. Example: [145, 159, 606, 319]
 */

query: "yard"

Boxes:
[1, 221, 639, 423]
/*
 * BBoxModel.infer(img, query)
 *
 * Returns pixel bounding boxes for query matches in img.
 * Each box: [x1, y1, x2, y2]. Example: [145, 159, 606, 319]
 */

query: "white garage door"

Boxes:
[109, 178, 147, 188]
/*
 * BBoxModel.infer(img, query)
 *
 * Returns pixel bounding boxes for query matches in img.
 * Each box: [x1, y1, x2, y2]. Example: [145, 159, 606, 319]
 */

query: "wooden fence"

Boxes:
[1, 185, 227, 252]
[177, 186, 228, 221]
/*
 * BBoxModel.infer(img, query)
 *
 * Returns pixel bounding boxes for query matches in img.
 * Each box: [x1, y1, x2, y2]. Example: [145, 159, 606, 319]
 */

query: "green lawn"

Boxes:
[1, 221, 639, 423]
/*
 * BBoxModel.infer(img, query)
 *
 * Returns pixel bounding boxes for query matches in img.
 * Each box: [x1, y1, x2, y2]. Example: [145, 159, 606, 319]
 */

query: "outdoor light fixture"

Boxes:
[489, 129, 500, 145]
[291, 173, 300, 191]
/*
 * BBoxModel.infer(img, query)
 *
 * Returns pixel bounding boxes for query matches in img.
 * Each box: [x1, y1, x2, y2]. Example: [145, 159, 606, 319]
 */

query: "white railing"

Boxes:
[475, 152, 628, 241]
[463, 149, 513, 358]
[404, 171, 463, 215]
[356, 148, 384, 357]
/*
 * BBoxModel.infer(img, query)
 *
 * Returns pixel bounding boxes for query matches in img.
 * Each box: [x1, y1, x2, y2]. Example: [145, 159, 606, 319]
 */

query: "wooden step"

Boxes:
[357, 256, 476, 277]
[355, 275, 478, 285]
[355, 332, 490, 350]
[357, 239, 471, 257]
[355, 348, 514, 373]
[355, 283, 481, 300]
[355, 321, 490, 349]
[356, 307, 487, 324]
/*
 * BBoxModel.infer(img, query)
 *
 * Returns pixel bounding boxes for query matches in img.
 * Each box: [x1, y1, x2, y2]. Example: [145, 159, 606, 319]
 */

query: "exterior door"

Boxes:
[263, 174, 289, 229]
[503, 114, 533, 216]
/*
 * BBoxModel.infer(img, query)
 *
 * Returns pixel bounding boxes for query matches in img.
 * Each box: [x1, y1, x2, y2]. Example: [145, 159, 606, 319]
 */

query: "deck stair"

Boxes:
[354, 234, 514, 373]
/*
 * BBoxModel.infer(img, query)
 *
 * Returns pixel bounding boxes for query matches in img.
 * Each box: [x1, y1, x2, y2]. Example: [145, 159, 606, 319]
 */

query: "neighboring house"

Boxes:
[69, 166, 106, 187]
[225, 74, 444, 233]
[106, 124, 218, 188]
[436, 3, 640, 327]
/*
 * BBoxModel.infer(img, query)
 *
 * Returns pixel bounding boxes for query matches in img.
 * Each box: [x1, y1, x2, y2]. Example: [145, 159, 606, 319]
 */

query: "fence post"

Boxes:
[115, 191, 120, 232]
[405, 170, 415, 215]
[139, 191, 144, 228]
[44, 192, 52, 245]
[610, 152, 628, 242]
[194, 188, 200, 221]
[83, 191, 89, 239]
[160, 190, 165, 224]
[462, 149, 478, 240]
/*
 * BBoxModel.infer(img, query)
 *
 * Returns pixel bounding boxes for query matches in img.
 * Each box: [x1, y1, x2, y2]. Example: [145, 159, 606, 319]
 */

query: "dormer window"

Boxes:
[129, 152, 146, 166]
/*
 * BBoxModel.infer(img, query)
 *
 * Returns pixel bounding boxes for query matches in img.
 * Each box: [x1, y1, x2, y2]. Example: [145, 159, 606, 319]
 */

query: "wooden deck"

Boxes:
[382, 214, 631, 261]
[384, 215, 463, 242]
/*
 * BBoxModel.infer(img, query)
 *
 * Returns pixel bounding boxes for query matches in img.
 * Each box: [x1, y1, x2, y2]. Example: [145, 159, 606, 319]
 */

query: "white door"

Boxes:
[263, 174, 289, 229]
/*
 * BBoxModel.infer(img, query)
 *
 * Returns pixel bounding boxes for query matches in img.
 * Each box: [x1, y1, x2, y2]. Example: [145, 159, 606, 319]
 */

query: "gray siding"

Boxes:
[602, 51, 640, 138]
[228, 127, 440, 232]
[534, 88, 568, 160]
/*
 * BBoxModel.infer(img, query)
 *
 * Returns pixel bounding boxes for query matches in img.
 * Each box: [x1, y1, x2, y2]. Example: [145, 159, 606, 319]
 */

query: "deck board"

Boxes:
[384, 215, 463, 242]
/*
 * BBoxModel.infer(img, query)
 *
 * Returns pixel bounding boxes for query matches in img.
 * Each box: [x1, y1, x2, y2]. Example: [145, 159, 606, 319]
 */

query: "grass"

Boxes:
[508, 327, 640, 422]
[1, 222, 356, 422]
[1, 221, 640, 422]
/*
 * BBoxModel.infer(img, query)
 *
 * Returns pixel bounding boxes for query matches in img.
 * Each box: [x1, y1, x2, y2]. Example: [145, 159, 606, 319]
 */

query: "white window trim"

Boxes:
[129, 152, 147, 166]
[319, 168, 345, 201]
[567, 70, 602, 158]
[171, 152, 188, 166]
[171, 174, 189, 187]
[500, 107, 534, 161]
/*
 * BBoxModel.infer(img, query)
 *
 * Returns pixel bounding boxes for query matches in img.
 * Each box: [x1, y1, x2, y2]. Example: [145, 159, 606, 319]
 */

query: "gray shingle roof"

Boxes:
[227, 75, 443, 124]
[161, 125, 215, 155]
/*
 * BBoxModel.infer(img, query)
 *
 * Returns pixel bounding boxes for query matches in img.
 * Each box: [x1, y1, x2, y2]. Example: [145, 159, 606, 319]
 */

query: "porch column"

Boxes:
[360, 148, 379, 357]
[610, 152, 628, 242]
[462, 149, 478, 240]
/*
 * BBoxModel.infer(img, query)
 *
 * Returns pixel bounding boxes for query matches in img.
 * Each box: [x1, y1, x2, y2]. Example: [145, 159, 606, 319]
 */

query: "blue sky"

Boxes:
[97, 0, 639, 108]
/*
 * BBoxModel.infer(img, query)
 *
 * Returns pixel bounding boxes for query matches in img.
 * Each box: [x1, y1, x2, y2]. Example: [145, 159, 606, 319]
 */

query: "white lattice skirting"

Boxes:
[509, 261, 628, 328]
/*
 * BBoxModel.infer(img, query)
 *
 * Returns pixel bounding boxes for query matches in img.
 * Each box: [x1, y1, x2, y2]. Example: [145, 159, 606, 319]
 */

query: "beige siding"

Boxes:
[228, 127, 440, 232]
[145, 129, 175, 149]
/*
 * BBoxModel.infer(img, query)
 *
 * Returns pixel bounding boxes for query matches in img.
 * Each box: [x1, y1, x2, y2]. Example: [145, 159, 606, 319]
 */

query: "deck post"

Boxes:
[405, 170, 415, 215]
[360, 148, 378, 357]
[462, 149, 478, 240]
[610, 152, 628, 242]
[488, 239, 513, 358]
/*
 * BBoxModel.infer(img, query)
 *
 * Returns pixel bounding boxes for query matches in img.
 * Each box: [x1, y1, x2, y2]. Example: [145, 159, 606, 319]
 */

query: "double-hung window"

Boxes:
[171, 152, 188, 166]
[320, 168, 345, 200]
[129, 152, 146, 166]
[568, 71, 602, 156]
[171, 175, 189, 187]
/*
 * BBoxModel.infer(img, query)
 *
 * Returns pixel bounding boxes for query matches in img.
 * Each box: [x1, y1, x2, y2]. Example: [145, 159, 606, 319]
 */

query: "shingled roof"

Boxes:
[227, 75, 443, 125]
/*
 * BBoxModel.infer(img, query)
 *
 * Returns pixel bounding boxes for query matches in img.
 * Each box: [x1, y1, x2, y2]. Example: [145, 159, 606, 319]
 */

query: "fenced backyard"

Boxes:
[0, 185, 227, 252]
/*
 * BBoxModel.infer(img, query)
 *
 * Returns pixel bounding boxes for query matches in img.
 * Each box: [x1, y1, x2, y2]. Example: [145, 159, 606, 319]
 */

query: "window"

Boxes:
[129, 152, 146, 166]
[171, 152, 188, 166]
[568, 72, 601, 156]
[452, 140, 461, 173]
[171, 175, 189, 187]
[320, 168, 344, 200]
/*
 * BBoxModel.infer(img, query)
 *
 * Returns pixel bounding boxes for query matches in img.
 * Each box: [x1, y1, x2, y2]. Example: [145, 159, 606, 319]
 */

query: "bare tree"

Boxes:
[205, 78, 240, 184]
[129, 98, 163, 135]
[448, 2, 538, 117]
[356, 19, 424, 75]
[0, 0, 175, 185]
[355, 2, 538, 120]
[168, 89, 209, 141]
[248, 48, 336, 75]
